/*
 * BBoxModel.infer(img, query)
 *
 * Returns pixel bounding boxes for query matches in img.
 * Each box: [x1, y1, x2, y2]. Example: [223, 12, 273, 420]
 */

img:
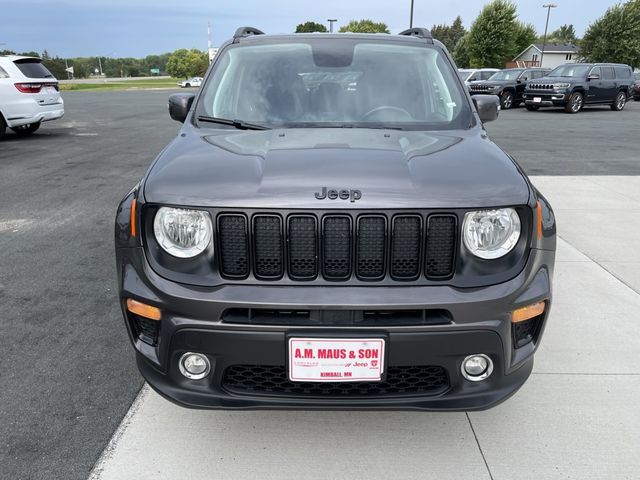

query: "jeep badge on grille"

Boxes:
[314, 187, 362, 203]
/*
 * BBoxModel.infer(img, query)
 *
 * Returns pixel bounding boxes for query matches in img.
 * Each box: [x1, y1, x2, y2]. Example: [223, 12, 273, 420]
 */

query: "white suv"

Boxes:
[0, 55, 64, 139]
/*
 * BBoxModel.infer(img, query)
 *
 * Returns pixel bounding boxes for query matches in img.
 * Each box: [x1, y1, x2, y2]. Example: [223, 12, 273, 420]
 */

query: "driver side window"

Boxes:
[589, 67, 601, 79]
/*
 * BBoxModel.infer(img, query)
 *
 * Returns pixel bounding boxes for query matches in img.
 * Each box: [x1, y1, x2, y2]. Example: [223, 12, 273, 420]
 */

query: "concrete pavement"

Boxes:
[89, 176, 640, 480]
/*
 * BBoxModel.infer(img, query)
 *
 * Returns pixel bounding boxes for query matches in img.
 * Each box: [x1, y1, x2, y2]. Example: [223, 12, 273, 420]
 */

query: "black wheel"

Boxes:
[10, 122, 41, 135]
[526, 104, 540, 111]
[564, 92, 583, 113]
[185, 83, 191, 88]
[500, 91, 514, 109]
[0, 115, 6, 140]
[611, 91, 626, 111]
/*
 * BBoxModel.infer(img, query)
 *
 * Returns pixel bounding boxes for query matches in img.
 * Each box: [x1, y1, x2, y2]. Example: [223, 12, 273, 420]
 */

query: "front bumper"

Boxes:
[523, 91, 569, 107]
[117, 242, 554, 411]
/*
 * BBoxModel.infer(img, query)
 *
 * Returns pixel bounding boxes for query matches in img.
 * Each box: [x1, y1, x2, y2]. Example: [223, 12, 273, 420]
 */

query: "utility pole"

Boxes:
[98, 56, 103, 76]
[328, 19, 337, 33]
[540, 4, 557, 68]
[410, 0, 415, 28]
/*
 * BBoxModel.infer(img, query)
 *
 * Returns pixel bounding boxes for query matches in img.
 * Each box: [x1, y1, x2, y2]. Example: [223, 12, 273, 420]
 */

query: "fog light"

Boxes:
[461, 354, 493, 382]
[179, 352, 211, 380]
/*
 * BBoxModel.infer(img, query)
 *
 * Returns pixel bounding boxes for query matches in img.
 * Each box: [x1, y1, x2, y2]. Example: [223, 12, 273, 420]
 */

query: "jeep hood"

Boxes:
[143, 127, 530, 209]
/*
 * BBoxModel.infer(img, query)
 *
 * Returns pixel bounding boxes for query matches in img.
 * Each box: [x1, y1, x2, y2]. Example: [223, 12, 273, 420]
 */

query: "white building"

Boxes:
[511, 44, 579, 69]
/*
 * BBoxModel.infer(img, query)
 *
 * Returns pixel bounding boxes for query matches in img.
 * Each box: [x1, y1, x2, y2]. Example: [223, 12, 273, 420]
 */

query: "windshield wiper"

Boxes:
[197, 116, 270, 130]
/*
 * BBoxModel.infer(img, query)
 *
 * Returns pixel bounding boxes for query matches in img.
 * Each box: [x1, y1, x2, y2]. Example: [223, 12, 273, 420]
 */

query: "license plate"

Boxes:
[288, 338, 385, 382]
[43, 86, 57, 94]
[533, 97, 542, 103]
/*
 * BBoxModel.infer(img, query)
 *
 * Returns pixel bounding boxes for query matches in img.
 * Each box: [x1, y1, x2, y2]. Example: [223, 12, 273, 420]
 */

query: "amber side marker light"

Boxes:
[536, 201, 543, 240]
[511, 301, 545, 323]
[126, 298, 161, 321]
[130, 198, 137, 238]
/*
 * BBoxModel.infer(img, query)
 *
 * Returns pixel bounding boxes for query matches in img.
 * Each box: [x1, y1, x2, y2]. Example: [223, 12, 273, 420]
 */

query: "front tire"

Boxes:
[500, 91, 514, 110]
[185, 83, 191, 88]
[525, 104, 540, 111]
[10, 122, 41, 135]
[565, 92, 583, 113]
[0, 115, 6, 140]
[611, 91, 626, 111]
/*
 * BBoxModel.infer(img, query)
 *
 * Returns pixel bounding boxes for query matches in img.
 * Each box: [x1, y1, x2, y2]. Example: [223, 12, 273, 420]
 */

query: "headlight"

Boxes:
[462, 208, 521, 259]
[553, 83, 571, 90]
[153, 207, 212, 258]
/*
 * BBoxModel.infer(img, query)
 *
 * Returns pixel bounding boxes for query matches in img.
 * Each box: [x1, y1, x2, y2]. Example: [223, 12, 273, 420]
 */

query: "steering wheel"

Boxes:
[360, 106, 413, 122]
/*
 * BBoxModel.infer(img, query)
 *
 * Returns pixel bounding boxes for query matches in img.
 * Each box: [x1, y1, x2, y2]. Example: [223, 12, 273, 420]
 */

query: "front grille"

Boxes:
[470, 84, 494, 91]
[222, 364, 449, 397]
[217, 212, 457, 282]
[528, 83, 554, 90]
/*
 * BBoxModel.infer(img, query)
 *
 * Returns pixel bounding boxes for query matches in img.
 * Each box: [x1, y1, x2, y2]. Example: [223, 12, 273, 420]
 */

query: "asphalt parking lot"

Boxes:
[1, 91, 640, 480]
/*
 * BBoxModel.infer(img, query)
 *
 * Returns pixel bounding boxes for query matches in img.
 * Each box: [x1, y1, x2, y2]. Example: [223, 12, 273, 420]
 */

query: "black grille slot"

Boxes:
[390, 216, 422, 279]
[356, 216, 386, 279]
[426, 215, 456, 278]
[131, 314, 159, 346]
[288, 216, 318, 279]
[222, 365, 449, 397]
[218, 215, 249, 278]
[322, 216, 352, 280]
[513, 315, 542, 348]
[253, 215, 283, 279]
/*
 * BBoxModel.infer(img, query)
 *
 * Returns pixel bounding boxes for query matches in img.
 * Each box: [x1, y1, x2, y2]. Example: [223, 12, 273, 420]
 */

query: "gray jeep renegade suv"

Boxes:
[115, 27, 556, 411]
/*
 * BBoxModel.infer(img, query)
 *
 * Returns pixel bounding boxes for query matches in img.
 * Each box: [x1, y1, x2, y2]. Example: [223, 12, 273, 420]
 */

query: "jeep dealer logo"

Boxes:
[314, 187, 362, 203]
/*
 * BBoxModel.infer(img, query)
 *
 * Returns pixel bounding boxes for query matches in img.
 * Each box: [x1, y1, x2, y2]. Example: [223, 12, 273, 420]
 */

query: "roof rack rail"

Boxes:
[233, 27, 265, 40]
[398, 28, 433, 42]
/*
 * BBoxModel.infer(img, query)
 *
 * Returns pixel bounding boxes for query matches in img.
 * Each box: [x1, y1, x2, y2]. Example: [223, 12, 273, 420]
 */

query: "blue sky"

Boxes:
[0, 0, 621, 58]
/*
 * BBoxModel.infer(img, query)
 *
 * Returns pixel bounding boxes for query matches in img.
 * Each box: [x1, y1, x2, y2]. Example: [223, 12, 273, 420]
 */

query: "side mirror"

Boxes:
[472, 95, 500, 123]
[469, 77, 476, 82]
[587, 74, 600, 81]
[168, 93, 195, 123]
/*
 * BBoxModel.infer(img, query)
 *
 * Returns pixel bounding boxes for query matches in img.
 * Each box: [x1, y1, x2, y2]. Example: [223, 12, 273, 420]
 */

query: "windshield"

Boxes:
[487, 70, 523, 81]
[457, 70, 472, 81]
[548, 65, 591, 77]
[198, 39, 470, 130]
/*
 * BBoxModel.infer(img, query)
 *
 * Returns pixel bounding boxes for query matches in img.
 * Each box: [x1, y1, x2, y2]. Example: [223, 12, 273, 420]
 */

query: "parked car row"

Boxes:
[0, 55, 64, 139]
[464, 63, 636, 114]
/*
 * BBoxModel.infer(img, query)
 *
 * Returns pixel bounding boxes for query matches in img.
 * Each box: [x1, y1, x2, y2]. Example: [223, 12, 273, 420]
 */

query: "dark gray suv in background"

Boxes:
[524, 63, 634, 113]
[115, 27, 556, 411]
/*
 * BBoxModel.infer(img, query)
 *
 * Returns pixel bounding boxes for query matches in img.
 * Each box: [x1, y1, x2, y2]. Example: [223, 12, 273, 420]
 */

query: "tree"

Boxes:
[166, 48, 209, 79]
[432, 16, 467, 53]
[513, 22, 538, 57]
[467, 0, 523, 67]
[449, 17, 467, 52]
[296, 21, 327, 33]
[580, 0, 640, 68]
[547, 24, 577, 44]
[453, 34, 471, 68]
[339, 19, 389, 34]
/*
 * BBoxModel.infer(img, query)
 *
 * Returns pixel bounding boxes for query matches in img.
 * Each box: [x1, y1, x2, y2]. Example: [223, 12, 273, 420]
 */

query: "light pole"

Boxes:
[540, 4, 557, 68]
[410, 0, 415, 28]
[328, 19, 337, 33]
